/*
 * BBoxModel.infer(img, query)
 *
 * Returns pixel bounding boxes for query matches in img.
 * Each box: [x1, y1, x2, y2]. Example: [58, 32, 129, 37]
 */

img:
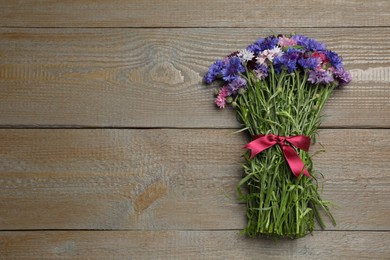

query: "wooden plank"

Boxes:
[0, 129, 388, 230]
[0, 0, 389, 28]
[0, 231, 389, 259]
[0, 28, 389, 128]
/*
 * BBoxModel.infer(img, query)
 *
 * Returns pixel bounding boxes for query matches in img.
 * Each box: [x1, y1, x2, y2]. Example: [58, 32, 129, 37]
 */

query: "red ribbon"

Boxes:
[243, 134, 311, 177]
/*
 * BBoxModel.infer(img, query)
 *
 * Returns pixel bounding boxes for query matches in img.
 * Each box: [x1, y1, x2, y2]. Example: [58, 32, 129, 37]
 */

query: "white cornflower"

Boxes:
[256, 47, 282, 65]
[237, 49, 254, 63]
[269, 47, 282, 57]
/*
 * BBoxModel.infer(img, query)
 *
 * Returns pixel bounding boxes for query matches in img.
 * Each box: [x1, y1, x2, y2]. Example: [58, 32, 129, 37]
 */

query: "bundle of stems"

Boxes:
[235, 66, 336, 238]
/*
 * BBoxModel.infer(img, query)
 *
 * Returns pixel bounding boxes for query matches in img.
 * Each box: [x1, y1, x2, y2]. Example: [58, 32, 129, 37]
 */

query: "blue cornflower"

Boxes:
[292, 35, 325, 51]
[204, 59, 224, 84]
[273, 56, 284, 73]
[285, 47, 301, 60]
[292, 35, 310, 49]
[326, 50, 343, 70]
[298, 57, 320, 70]
[246, 44, 261, 55]
[259, 36, 279, 51]
[221, 57, 245, 82]
[306, 38, 326, 51]
[247, 36, 279, 55]
[254, 37, 265, 46]
[273, 55, 297, 73]
[285, 59, 297, 73]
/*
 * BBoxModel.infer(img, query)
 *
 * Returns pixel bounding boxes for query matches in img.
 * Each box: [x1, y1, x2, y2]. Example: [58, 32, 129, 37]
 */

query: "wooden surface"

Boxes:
[0, 1, 389, 259]
[0, 27, 389, 128]
[0, 0, 389, 27]
[0, 129, 389, 231]
[0, 231, 389, 259]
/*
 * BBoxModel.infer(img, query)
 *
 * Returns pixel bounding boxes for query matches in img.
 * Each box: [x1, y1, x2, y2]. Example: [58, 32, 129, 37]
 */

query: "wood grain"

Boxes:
[1, 1, 388, 258]
[0, 231, 389, 259]
[0, 129, 388, 230]
[0, 0, 389, 28]
[0, 28, 389, 128]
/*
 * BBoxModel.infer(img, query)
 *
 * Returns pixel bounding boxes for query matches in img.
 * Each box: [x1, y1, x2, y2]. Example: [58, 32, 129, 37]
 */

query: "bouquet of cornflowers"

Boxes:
[204, 34, 351, 239]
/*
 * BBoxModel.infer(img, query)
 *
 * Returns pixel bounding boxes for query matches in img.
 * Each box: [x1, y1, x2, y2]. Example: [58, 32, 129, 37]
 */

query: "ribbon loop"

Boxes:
[243, 134, 311, 177]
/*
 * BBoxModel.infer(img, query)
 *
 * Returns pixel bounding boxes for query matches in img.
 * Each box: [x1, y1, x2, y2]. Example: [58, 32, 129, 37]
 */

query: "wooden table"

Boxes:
[0, 1, 389, 259]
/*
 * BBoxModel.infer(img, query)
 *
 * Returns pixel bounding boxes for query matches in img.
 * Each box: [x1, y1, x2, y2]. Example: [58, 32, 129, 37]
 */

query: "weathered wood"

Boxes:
[1, 1, 388, 259]
[0, 230, 389, 259]
[0, 0, 389, 28]
[0, 28, 389, 128]
[0, 129, 388, 230]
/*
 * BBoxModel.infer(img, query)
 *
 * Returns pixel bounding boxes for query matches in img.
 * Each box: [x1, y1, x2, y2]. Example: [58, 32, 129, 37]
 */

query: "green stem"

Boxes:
[236, 68, 336, 239]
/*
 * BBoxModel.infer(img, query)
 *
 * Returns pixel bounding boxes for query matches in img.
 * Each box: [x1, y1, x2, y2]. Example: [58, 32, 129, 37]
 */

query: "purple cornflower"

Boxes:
[221, 57, 245, 82]
[204, 59, 223, 84]
[308, 69, 334, 85]
[227, 76, 247, 95]
[334, 68, 352, 86]
[326, 51, 343, 70]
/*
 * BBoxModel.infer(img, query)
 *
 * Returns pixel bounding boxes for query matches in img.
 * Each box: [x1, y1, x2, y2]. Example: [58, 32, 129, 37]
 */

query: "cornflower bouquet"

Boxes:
[204, 34, 351, 239]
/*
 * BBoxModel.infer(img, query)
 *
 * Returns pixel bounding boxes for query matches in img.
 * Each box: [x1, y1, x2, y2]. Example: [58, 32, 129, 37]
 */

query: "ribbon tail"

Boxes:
[281, 145, 310, 177]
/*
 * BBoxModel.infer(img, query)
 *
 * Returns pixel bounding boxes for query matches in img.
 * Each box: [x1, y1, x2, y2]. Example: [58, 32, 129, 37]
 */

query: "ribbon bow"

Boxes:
[244, 134, 311, 177]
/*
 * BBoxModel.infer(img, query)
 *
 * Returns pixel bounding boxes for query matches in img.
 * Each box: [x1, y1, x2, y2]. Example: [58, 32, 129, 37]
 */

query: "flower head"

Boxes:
[215, 86, 229, 108]
[285, 47, 301, 60]
[273, 55, 297, 73]
[312, 52, 328, 63]
[306, 38, 326, 51]
[298, 57, 320, 70]
[246, 44, 261, 55]
[278, 35, 297, 48]
[334, 68, 352, 86]
[292, 35, 326, 51]
[237, 49, 255, 63]
[227, 76, 247, 95]
[308, 69, 334, 85]
[204, 59, 223, 84]
[256, 47, 282, 65]
[292, 35, 310, 49]
[326, 50, 343, 70]
[221, 57, 245, 82]
[258, 36, 279, 51]
[205, 34, 351, 108]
